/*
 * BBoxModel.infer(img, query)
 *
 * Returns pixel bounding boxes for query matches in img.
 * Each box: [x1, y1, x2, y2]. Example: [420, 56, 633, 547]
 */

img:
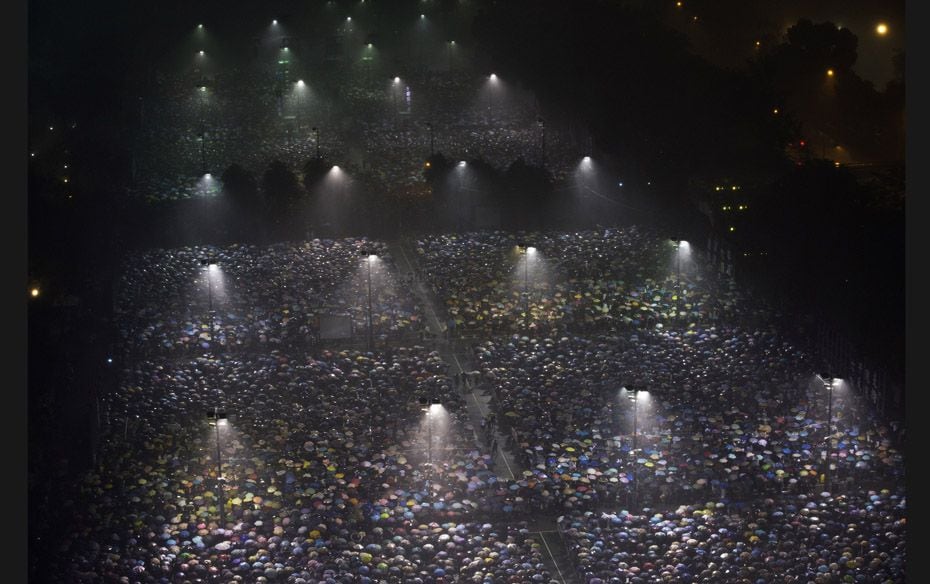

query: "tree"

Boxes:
[472, 0, 790, 202]
[262, 160, 302, 215]
[504, 158, 553, 229]
[221, 163, 260, 211]
[753, 19, 901, 163]
[302, 157, 331, 194]
[423, 153, 453, 189]
[261, 161, 303, 238]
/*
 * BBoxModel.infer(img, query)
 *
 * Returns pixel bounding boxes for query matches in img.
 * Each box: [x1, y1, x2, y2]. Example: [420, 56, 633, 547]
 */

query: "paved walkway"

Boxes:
[390, 239, 577, 582]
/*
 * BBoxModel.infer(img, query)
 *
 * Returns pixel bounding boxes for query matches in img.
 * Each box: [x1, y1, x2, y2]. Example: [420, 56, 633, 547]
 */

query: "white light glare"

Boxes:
[368, 254, 378, 262]
[526, 246, 537, 254]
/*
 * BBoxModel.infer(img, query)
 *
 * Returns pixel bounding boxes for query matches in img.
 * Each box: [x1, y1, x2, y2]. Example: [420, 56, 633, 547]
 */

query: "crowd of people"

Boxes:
[559, 489, 905, 583]
[33, 225, 905, 581]
[131, 66, 333, 203]
[131, 60, 585, 203]
[472, 331, 903, 511]
[115, 238, 424, 357]
[415, 228, 766, 337]
[36, 347, 561, 582]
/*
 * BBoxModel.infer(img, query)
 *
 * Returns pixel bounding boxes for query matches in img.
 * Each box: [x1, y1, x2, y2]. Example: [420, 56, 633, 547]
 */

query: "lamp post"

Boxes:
[362, 250, 376, 351]
[199, 86, 208, 174]
[518, 245, 535, 327]
[624, 385, 647, 507]
[487, 74, 497, 124]
[417, 15, 426, 67]
[419, 397, 442, 495]
[201, 259, 217, 341]
[818, 375, 837, 489]
[456, 161, 467, 231]
[581, 156, 591, 197]
[295, 80, 305, 130]
[206, 408, 228, 527]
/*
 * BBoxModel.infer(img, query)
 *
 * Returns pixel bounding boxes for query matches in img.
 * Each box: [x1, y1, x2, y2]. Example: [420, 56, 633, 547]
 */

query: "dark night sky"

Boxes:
[27, 0, 905, 118]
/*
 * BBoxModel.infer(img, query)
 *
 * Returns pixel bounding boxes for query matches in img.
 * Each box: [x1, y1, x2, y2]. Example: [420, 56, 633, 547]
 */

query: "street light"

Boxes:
[487, 73, 498, 123]
[295, 80, 305, 129]
[580, 156, 592, 196]
[200, 259, 217, 341]
[671, 238, 687, 318]
[197, 86, 209, 174]
[361, 250, 377, 351]
[518, 244, 536, 326]
[206, 407, 228, 527]
[817, 374, 838, 489]
[419, 397, 442, 494]
[30, 287, 40, 298]
[623, 385, 648, 506]
[876, 23, 888, 35]
[455, 162, 468, 230]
